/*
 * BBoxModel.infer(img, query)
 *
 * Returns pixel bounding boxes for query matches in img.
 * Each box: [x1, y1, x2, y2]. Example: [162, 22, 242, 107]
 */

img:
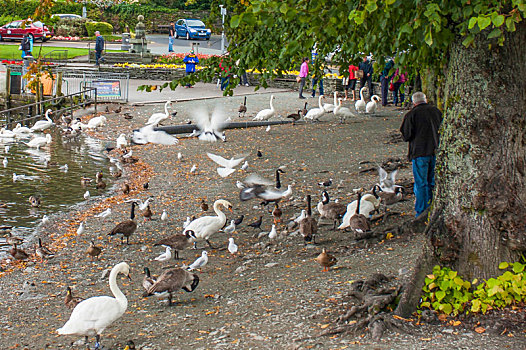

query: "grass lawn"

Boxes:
[0, 44, 125, 60]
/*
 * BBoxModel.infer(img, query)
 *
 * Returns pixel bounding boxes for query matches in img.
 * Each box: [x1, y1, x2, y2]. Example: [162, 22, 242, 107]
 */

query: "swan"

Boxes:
[304, 95, 325, 121]
[116, 134, 127, 149]
[355, 87, 367, 113]
[253, 95, 276, 121]
[146, 100, 172, 126]
[333, 98, 356, 123]
[13, 123, 32, 135]
[184, 199, 233, 249]
[322, 91, 338, 112]
[132, 124, 178, 145]
[87, 115, 107, 129]
[0, 128, 17, 138]
[25, 134, 52, 149]
[57, 262, 131, 350]
[30, 109, 54, 132]
[338, 195, 378, 230]
[366, 95, 380, 113]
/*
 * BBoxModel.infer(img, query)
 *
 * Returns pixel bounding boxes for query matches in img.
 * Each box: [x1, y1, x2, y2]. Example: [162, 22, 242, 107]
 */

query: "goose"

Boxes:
[191, 105, 227, 142]
[228, 237, 238, 255]
[316, 248, 337, 272]
[253, 95, 276, 121]
[13, 123, 32, 135]
[30, 109, 54, 132]
[87, 240, 102, 260]
[142, 267, 199, 306]
[239, 174, 292, 205]
[25, 134, 52, 149]
[65, 287, 84, 309]
[286, 110, 302, 121]
[184, 200, 233, 249]
[300, 195, 318, 244]
[348, 192, 371, 236]
[304, 95, 325, 121]
[9, 244, 29, 260]
[36, 238, 54, 261]
[366, 95, 380, 113]
[377, 167, 400, 193]
[188, 250, 208, 271]
[0, 127, 16, 138]
[86, 115, 107, 129]
[301, 102, 308, 118]
[108, 202, 137, 245]
[373, 184, 403, 206]
[338, 195, 377, 230]
[146, 100, 172, 126]
[116, 134, 127, 149]
[322, 91, 338, 113]
[275, 168, 285, 189]
[355, 87, 367, 113]
[142, 267, 156, 292]
[154, 246, 172, 262]
[154, 230, 196, 259]
[238, 96, 247, 117]
[57, 262, 131, 350]
[6, 232, 24, 246]
[333, 98, 356, 123]
[317, 191, 347, 229]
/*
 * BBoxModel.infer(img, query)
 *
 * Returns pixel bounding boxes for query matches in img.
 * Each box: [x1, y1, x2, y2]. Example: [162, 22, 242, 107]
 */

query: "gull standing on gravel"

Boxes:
[161, 210, 168, 221]
[177, 152, 183, 161]
[116, 134, 127, 149]
[95, 208, 112, 219]
[3, 157, 7, 168]
[42, 215, 50, 226]
[241, 161, 249, 171]
[223, 220, 236, 235]
[268, 224, 278, 240]
[187, 251, 208, 271]
[190, 165, 197, 174]
[228, 238, 238, 255]
[84, 190, 90, 200]
[154, 246, 173, 262]
[77, 222, 85, 235]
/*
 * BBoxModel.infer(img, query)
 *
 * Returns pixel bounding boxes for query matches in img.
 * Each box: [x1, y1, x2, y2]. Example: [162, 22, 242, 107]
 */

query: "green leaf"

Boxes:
[492, 14, 505, 27]
[448, 270, 458, 279]
[365, 1, 378, 13]
[512, 262, 525, 273]
[454, 277, 464, 286]
[499, 262, 509, 269]
[424, 30, 433, 46]
[230, 14, 242, 28]
[468, 17, 478, 29]
[440, 303, 453, 314]
[477, 16, 491, 30]
[399, 23, 413, 34]
[386, 0, 395, 4]
[436, 290, 446, 301]
[462, 34, 475, 47]
[506, 17, 516, 32]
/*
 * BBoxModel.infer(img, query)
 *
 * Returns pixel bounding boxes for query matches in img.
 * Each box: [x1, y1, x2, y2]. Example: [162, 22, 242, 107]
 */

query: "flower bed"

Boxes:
[1, 59, 55, 66]
[51, 36, 122, 42]
[155, 52, 219, 65]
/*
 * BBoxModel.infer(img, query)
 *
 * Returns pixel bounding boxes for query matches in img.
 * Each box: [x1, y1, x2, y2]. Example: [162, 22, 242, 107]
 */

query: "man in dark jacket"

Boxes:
[400, 92, 443, 217]
[358, 56, 374, 98]
[94, 31, 104, 66]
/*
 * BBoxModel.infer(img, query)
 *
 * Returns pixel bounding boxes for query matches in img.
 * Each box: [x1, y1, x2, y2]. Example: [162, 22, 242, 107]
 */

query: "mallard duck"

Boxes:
[65, 286, 84, 309]
[111, 170, 122, 178]
[96, 179, 106, 190]
[124, 340, 136, 350]
[184, 200, 233, 249]
[80, 177, 92, 186]
[272, 203, 282, 224]
[200, 199, 208, 212]
[122, 183, 130, 195]
[86, 240, 102, 260]
[315, 248, 337, 272]
[154, 231, 196, 259]
[108, 202, 137, 245]
[317, 191, 347, 229]
[28, 195, 41, 208]
[142, 205, 152, 221]
[9, 244, 29, 260]
[36, 238, 55, 261]
[142, 267, 199, 306]
[300, 195, 318, 243]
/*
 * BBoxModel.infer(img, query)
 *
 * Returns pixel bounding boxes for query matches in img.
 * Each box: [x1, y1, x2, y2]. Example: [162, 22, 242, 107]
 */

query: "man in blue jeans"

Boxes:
[400, 92, 442, 217]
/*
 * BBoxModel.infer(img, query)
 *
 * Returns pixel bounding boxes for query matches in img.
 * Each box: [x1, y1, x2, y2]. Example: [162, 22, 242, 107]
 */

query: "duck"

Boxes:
[154, 246, 172, 262]
[366, 95, 380, 113]
[13, 123, 32, 135]
[9, 244, 29, 260]
[187, 250, 208, 271]
[317, 190, 347, 229]
[35, 238, 54, 261]
[322, 91, 338, 113]
[315, 248, 337, 272]
[6, 232, 24, 245]
[300, 195, 318, 244]
[238, 96, 247, 118]
[65, 286, 84, 309]
[372, 184, 403, 206]
[142, 205, 152, 221]
[333, 98, 356, 123]
[122, 183, 130, 195]
[184, 200, 233, 249]
[25, 134, 52, 149]
[271, 203, 282, 224]
[80, 177, 92, 186]
[142, 267, 156, 292]
[57, 262, 131, 350]
[355, 87, 367, 113]
[253, 95, 276, 121]
[304, 95, 325, 121]
[200, 199, 208, 212]
[348, 192, 371, 235]
[30, 109, 54, 132]
[111, 169, 122, 178]
[142, 267, 199, 306]
[154, 230, 196, 259]
[146, 100, 172, 126]
[86, 115, 107, 129]
[95, 173, 106, 190]
[28, 195, 41, 208]
[108, 202, 137, 245]
[87, 240, 102, 260]
[124, 340, 136, 350]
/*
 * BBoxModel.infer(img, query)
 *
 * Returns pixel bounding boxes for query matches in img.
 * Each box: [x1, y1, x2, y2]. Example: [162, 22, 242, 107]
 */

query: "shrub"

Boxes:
[85, 21, 113, 36]
[54, 18, 89, 37]
[0, 15, 21, 26]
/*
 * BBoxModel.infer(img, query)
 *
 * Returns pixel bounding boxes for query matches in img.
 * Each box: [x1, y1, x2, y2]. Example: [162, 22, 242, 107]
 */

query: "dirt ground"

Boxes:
[0, 90, 524, 350]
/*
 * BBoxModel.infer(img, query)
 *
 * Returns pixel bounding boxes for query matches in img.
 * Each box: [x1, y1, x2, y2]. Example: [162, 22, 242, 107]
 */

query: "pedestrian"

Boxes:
[400, 92, 442, 217]
[310, 50, 324, 98]
[380, 58, 395, 106]
[219, 56, 231, 91]
[298, 57, 309, 99]
[343, 63, 358, 100]
[241, 71, 249, 86]
[21, 33, 32, 58]
[94, 31, 104, 66]
[183, 49, 199, 88]
[392, 68, 407, 106]
[358, 56, 374, 98]
[168, 21, 175, 53]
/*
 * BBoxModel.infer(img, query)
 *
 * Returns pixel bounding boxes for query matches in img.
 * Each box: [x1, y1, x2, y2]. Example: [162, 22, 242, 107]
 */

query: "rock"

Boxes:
[265, 262, 278, 268]
[235, 265, 248, 273]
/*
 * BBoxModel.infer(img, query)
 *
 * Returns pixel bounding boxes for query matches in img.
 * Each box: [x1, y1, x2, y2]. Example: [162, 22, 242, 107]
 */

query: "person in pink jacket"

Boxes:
[298, 57, 309, 99]
[392, 68, 407, 106]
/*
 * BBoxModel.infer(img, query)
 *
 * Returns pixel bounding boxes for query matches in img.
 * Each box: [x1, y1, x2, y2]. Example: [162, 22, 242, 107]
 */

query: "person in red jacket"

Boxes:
[344, 64, 359, 100]
[219, 57, 231, 91]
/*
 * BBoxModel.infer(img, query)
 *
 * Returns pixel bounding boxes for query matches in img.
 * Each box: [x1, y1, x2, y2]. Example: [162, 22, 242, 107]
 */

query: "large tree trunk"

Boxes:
[397, 22, 526, 316]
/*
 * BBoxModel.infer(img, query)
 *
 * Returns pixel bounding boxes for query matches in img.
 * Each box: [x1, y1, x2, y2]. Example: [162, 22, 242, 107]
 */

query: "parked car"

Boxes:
[51, 14, 82, 20]
[174, 19, 211, 40]
[0, 20, 52, 42]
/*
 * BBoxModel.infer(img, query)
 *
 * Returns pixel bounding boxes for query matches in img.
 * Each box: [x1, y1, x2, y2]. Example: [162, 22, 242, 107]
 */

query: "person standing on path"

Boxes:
[168, 21, 175, 53]
[183, 49, 199, 88]
[298, 57, 309, 99]
[344, 63, 358, 100]
[380, 58, 395, 106]
[392, 68, 407, 106]
[400, 92, 443, 217]
[94, 31, 104, 66]
[358, 56, 373, 98]
[21, 33, 32, 58]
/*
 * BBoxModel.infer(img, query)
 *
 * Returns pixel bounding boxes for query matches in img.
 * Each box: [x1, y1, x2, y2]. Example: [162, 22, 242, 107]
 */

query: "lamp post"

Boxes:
[219, 4, 226, 55]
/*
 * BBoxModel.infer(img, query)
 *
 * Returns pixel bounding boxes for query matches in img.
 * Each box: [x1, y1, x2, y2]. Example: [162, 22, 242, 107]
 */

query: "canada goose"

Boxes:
[238, 96, 247, 118]
[239, 174, 293, 205]
[300, 195, 318, 244]
[108, 202, 137, 245]
[248, 216, 263, 230]
[253, 95, 276, 121]
[348, 192, 371, 235]
[142, 205, 152, 221]
[28, 195, 41, 207]
[286, 110, 302, 121]
[36, 238, 54, 261]
[316, 248, 337, 272]
[184, 200, 233, 249]
[373, 184, 403, 206]
[142, 267, 156, 291]
[87, 240, 102, 260]
[272, 203, 282, 224]
[317, 191, 347, 229]
[65, 286, 83, 309]
[301, 102, 308, 117]
[142, 267, 199, 306]
[154, 231, 196, 259]
[275, 169, 285, 189]
[9, 244, 29, 260]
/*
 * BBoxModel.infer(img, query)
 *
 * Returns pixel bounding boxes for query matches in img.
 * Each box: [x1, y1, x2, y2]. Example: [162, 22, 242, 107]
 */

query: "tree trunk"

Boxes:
[397, 22, 526, 316]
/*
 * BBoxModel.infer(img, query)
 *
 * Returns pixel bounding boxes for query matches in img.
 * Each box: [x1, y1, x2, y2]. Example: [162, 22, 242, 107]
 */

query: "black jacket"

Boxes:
[400, 103, 442, 160]
[21, 35, 31, 52]
[358, 60, 373, 76]
[95, 35, 104, 52]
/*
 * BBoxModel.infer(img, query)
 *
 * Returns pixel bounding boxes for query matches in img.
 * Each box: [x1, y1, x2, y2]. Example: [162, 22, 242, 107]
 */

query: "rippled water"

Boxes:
[0, 128, 114, 252]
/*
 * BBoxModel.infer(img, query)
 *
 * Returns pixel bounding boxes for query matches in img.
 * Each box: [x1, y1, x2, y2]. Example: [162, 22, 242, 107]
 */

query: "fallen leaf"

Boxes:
[475, 327, 485, 334]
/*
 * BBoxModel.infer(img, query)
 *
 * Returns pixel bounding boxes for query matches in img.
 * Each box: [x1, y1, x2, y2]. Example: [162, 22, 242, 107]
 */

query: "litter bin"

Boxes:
[10, 71, 21, 94]
[121, 33, 131, 51]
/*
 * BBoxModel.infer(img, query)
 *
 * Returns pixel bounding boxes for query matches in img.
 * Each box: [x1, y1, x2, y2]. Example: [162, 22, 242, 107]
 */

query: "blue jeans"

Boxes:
[393, 82, 405, 105]
[95, 50, 102, 65]
[168, 36, 174, 52]
[412, 156, 436, 217]
[311, 77, 324, 97]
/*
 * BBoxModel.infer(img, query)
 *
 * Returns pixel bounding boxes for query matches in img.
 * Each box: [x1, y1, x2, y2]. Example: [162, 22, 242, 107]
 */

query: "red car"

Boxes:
[0, 20, 52, 42]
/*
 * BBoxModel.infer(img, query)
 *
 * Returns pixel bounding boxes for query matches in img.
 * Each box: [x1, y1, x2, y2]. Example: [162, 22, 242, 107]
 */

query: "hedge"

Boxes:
[85, 22, 114, 36]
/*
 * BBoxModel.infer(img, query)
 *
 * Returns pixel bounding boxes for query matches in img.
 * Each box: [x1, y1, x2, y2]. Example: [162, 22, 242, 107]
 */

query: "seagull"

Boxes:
[265, 125, 271, 132]
[161, 210, 168, 221]
[207, 152, 246, 178]
[83, 190, 90, 200]
[42, 215, 50, 225]
[190, 105, 227, 142]
[268, 224, 277, 240]
[236, 180, 246, 189]
[241, 161, 249, 171]
[95, 208, 112, 219]
[177, 152, 183, 160]
[228, 238, 238, 255]
[190, 165, 197, 174]
[5, 146, 10, 153]
[154, 246, 172, 262]
[77, 222, 85, 235]
[223, 220, 236, 235]
[294, 210, 307, 223]
[187, 251, 208, 271]
[3, 157, 7, 168]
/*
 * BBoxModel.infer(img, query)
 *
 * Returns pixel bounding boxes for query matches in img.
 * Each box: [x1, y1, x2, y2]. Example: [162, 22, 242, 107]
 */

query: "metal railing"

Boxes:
[42, 49, 68, 63]
[0, 88, 97, 129]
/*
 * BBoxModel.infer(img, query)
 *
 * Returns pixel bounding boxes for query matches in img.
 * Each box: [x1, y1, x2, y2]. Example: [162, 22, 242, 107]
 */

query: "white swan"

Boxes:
[31, 109, 54, 132]
[57, 262, 131, 350]
[146, 100, 172, 126]
[366, 95, 380, 113]
[13, 123, 32, 135]
[116, 134, 127, 149]
[338, 196, 377, 230]
[86, 115, 107, 129]
[25, 134, 52, 149]
[322, 91, 338, 112]
[0, 127, 16, 138]
[253, 95, 276, 121]
[355, 87, 367, 113]
[333, 98, 355, 123]
[184, 199, 233, 248]
[304, 95, 325, 121]
[190, 105, 227, 142]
